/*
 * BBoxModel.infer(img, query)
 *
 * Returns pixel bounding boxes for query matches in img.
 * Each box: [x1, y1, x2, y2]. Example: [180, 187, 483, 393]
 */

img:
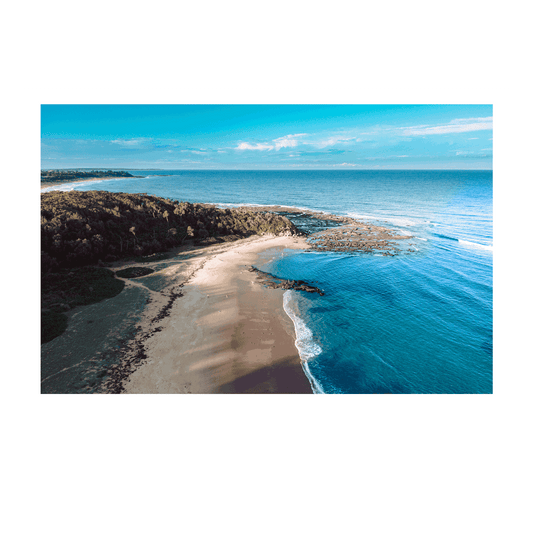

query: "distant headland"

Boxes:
[41, 170, 138, 188]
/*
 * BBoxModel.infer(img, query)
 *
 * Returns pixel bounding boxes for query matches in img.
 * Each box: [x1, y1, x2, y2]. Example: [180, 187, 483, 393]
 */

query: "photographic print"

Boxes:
[41, 105, 493, 394]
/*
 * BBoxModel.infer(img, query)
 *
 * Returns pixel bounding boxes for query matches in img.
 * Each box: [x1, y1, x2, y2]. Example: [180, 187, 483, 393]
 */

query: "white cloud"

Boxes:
[235, 132, 362, 152]
[236, 134, 307, 152]
[317, 139, 337, 148]
[314, 135, 357, 148]
[450, 117, 492, 124]
[401, 117, 493, 136]
[110, 138, 145, 146]
[366, 155, 408, 160]
[235, 142, 274, 151]
[333, 162, 361, 167]
[272, 133, 306, 150]
[180, 149, 209, 154]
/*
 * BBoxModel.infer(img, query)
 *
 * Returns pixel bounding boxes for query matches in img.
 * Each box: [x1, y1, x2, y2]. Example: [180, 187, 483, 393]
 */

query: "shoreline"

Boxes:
[41, 190, 415, 393]
[40, 175, 144, 191]
[107, 235, 314, 394]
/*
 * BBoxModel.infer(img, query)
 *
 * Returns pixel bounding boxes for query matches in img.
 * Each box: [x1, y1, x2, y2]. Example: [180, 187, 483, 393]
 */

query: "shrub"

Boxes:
[41, 310, 68, 344]
[115, 267, 154, 278]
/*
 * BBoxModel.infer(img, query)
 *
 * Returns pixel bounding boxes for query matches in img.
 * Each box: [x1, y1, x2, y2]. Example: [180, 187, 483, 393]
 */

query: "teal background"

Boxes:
[0, 1, 532, 532]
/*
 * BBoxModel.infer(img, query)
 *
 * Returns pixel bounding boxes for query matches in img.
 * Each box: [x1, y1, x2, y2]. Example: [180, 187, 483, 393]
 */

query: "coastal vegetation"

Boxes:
[41, 169, 135, 186]
[115, 267, 155, 278]
[41, 190, 299, 270]
[41, 190, 300, 343]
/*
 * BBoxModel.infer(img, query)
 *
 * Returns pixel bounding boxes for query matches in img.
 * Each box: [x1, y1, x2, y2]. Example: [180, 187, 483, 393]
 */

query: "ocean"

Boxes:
[50, 170, 493, 394]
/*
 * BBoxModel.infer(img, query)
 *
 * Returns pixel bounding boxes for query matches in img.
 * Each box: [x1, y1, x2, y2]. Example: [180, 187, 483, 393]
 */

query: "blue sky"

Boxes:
[41, 105, 492, 170]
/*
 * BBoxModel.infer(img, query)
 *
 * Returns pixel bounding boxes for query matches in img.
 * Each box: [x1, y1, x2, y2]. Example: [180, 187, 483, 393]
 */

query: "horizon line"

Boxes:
[41, 167, 493, 171]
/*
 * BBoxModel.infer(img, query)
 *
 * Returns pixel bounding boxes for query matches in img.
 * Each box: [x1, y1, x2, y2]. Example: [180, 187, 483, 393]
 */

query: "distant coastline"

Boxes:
[41, 170, 142, 190]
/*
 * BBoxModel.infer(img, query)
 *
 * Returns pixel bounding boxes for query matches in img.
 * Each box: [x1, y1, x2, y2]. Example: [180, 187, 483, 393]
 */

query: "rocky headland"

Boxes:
[41, 195, 418, 394]
[217, 205, 415, 255]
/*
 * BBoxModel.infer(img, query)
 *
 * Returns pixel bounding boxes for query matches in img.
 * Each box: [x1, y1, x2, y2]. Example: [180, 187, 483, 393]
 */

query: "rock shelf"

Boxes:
[307, 223, 412, 254]
[218, 205, 415, 255]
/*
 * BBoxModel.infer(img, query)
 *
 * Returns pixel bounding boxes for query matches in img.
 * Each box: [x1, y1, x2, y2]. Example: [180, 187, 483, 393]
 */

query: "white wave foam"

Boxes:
[345, 212, 418, 227]
[41, 183, 83, 193]
[216, 202, 270, 208]
[415, 237, 428, 241]
[458, 239, 493, 251]
[283, 291, 325, 394]
[215, 202, 328, 214]
[40, 177, 136, 193]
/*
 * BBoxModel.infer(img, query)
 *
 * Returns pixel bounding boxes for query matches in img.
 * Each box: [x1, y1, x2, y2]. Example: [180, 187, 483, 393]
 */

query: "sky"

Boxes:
[41, 105, 492, 170]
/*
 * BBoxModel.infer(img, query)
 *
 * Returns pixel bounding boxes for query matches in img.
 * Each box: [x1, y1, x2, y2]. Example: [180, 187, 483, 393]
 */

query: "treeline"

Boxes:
[41, 190, 300, 270]
[41, 170, 134, 181]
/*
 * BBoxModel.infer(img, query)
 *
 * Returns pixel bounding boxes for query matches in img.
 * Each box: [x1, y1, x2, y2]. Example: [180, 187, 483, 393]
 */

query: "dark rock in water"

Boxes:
[248, 266, 325, 296]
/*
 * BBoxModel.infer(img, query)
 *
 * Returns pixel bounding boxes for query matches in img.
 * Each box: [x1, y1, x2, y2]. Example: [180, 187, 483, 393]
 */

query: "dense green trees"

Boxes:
[41, 191, 300, 271]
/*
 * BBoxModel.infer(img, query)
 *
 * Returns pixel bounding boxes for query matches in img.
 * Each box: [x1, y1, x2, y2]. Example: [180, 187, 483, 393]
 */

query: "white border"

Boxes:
[19, 84, 514, 416]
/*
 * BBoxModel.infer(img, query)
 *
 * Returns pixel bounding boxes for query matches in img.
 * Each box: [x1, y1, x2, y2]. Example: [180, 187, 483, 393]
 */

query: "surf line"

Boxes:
[283, 290, 325, 394]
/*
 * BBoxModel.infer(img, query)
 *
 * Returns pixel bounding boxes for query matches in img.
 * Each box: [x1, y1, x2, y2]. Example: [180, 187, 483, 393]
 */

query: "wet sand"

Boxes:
[121, 235, 313, 393]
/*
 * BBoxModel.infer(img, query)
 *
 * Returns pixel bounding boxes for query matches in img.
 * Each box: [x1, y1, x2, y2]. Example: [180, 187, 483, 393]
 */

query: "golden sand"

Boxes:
[123, 235, 313, 393]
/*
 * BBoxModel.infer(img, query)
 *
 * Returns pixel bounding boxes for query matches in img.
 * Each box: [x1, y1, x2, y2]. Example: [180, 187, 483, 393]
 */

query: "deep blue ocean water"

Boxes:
[50, 170, 492, 394]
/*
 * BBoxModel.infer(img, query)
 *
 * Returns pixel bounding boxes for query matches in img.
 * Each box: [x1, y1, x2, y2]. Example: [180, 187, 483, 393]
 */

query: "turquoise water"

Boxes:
[56, 170, 492, 394]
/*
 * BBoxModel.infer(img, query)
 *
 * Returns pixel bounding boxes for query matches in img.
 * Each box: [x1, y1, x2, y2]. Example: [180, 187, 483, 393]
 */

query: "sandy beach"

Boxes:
[41, 195, 410, 394]
[41, 176, 142, 190]
[115, 235, 313, 393]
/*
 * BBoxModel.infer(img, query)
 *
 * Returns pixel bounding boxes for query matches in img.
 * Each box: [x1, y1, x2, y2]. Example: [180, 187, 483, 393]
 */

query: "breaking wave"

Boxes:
[283, 291, 325, 394]
[458, 239, 493, 251]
